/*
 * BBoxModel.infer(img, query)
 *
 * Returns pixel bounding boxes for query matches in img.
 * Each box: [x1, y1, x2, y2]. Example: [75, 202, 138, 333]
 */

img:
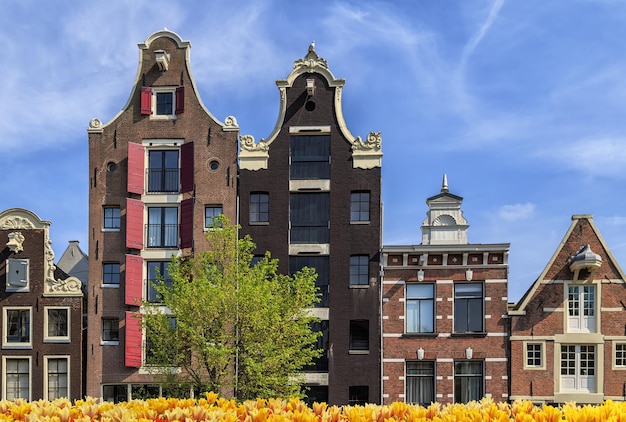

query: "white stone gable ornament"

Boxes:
[7, 232, 25, 253]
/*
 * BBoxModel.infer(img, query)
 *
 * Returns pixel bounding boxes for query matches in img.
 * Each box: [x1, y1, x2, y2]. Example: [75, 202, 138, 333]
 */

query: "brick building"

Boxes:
[86, 29, 238, 400]
[381, 177, 509, 405]
[238, 44, 383, 405]
[509, 214, 626, 404]
[0, 208, 83, 400]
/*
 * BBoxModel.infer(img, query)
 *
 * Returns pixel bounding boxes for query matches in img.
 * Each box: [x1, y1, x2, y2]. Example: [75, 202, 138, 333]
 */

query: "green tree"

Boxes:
[143, 217, 321, 400]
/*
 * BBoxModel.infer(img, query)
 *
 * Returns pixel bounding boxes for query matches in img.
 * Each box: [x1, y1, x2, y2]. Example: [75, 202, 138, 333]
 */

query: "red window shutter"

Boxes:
[180, 198, 194, 249]
[125, 312, 142, 367]
[127, 142, 145, 194]
[180, 141, 194, 193]
[125, 254, 143, 305]
[140, 87, 152, 115]
[126, 198, 144, 249]
[175, 86, 184, 114]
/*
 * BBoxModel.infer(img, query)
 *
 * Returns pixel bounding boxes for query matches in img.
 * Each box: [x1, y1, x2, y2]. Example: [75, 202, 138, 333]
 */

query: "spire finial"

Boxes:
[441, 173, 449, 193]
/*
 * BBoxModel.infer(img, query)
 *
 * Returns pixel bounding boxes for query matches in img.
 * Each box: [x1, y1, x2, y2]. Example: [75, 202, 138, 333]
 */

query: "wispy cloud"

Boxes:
[498, 203, 535, 221]
[460, 0, 506, 68]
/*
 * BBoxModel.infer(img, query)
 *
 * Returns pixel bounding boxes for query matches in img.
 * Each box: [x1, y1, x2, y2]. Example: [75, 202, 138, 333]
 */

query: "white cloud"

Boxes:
[498, 203, 535, 221]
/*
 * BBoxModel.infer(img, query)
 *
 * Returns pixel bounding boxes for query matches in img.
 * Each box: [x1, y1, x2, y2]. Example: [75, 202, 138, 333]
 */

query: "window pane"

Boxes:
[454, 361, 483, 403]
[148, 150, 179, 193]
[5, 359, 29, 400]
[406, 361, 434, 405]
[454, 283, 483, 333]
[350, 255, 369, 285]
[406, 284, 434, 333]
[148, 207, 179, 248]
[102, 318, 119, 342]
[205, 206, 223, 228]
[350, 192, 370, 222]
[103, 263, 120, 284]
[147, 261, 172, 303]
[6, 310, 30, 343]
[47, 358, 68, 400]
[290, 193, 330, 243]
[290, 256, 329, 307]
[250, 193, 269, 223]
[47, 309, 68, 337]
[348, 386, 368, 405]
[290, 135, 330, 179]
[103, 207, 121, 229]
[156, 92, 173, 115]
[349, 320, 369, 350]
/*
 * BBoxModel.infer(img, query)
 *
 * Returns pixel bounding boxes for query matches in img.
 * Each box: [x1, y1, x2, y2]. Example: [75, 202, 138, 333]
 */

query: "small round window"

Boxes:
[209, 160, 220, 171]
[305, 100, 316, 111]
[107, 162, 118, 172]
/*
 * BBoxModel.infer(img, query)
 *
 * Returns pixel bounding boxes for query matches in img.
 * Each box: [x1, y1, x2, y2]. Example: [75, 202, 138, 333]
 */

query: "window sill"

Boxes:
[2, 344, 32, 350]
[350, 221, 370, 225]
[402, 333, 438, 338]
[450, 332, 487, 338]
[348, 350, 370, 355]
[149, 115, 177, 121]
[349, 285, 369, 289]
[249, 222, 270, 226]
[100, 341, 120, 346]
[44, 339, 71, 344]
[101, 228, 121, 233]
[102, 284, 120, 289]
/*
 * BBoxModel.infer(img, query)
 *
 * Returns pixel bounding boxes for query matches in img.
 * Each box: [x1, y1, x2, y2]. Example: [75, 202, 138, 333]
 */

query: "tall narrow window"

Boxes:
[290, 135, 330, 179]
[46, 357, 69, 400]
[147, 261, 172, 303]
[568, 285, 596, 332]
[290, 193, 330, 244]
[303, 321, 329, 372]
[156, 92, 173, 115]
[103, 263, 120, 285]
[406, 284, 435, 333]
[290, 256, 329, 307]
[350, 255, 369, 286]
[103, 207, 121, 230]
[406, 361, 435, 405]
[204, 206, 223, 229]
[349, 320, 369, 351]
[4, 358, 30, 401]
[102, 318, 120, 343]
[350, 191, 370, 222]
[45, 308, 69, 342]
[4, 308, 31, 346]
[454, 283, 483, 333]
[147, 207, 178, 248]
[454, 361, 483, 403]
[250, 193, 269, 223]
[147, 150, 179, 193]
[561, 345, 596, 392]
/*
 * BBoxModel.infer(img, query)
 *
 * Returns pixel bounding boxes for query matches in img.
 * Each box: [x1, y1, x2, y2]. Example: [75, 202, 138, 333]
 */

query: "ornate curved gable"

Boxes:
[239, 43, 382, 170]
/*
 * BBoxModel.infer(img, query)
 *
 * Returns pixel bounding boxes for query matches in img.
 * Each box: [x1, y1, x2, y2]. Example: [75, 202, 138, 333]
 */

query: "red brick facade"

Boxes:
[510, 215, 626, 404]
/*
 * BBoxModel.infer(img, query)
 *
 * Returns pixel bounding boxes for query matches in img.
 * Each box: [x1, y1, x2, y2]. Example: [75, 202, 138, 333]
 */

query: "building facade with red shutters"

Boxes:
[86, 30, 238, 400]
[0, 208, 83, 401]
[381, 177, 509, 405]
[238, 44, 383, 406]
[509, 214, 626, 404]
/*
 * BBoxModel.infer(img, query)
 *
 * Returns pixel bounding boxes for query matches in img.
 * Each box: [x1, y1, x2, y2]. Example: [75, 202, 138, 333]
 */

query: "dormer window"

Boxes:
[568, 244, 602, 281]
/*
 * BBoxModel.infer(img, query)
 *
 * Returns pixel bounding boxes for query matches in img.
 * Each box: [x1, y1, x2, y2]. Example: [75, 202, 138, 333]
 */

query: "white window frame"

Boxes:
[3, 307, 32, 349]
[6, 258, 29, 292]
[566, 284, 596, 333]
[44, 307, 71, 343]
[560, 344, 596, 393]
[523, 341, 546, 370]
[151, 87, 177, 120]
[2, 356, 31, 401]
[44, 355, 70, 401]
[613, 342, 626, 370]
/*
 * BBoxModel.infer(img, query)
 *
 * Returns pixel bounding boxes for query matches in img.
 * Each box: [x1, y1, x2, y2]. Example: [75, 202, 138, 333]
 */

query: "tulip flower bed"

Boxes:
[0, 393, 625, 422]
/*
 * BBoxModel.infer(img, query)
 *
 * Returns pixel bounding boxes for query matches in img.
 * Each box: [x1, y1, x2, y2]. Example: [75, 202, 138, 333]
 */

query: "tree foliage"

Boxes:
[143, 217, 321, 400]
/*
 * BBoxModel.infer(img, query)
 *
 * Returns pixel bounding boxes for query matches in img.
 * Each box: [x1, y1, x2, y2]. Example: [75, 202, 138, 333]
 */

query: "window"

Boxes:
[290, 193, 330, 244]
[147, 261, 172, 303]
[290, 256, 329, 307]
[616, 343, 626, 368]
[348, 386, 369, 406]
[156, 91, 173, 115]
[45, 357, 69, 400]
[103, 207, 121, 230]
[454, 361, 483, 403]
[147, 207, 178, 248]
[147, 150, 179, 193]
[350, 255, 369, 286]
[561, 345, 596, 392]
[349, 320, 369, 351]
[350, 192, 370, 222]
[140, 86, 184, 118]
[406, 284, 435, 333]
[103, 263, 120, 285]
[250, 193, 269, 223]
[406, 361, 435, 405]
[102, 318, 120, 343]
[567, 285, 596, 332]
[525, 342, 544, 369]
[45, 308, 69, 342]
[4, 357, 30, 401]
[454, 283, 483, 333]
[145, 317, 178, 366]
[4, 308, 31, 347]
[304, 321, 329, 372]
[204, 206, 223, 229]
[103, 384, 127, 403]
[6, 258, 29, 292]
[290, 135, 330, 179]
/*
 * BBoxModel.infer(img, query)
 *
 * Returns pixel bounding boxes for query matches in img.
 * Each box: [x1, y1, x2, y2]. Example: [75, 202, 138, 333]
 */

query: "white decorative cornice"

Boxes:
[87, 117, 103, 134]
[223, 116, 239, 131]
[293, 43, 329, 72]
[239, 135, 269, 171]
[6, 232, 25, 253]
[351, 132, 383, 169]
[44, 276, 82, 297]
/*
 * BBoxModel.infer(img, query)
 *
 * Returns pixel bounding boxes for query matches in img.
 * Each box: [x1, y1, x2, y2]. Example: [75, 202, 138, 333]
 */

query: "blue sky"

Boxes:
[2, 0, 626, 301]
